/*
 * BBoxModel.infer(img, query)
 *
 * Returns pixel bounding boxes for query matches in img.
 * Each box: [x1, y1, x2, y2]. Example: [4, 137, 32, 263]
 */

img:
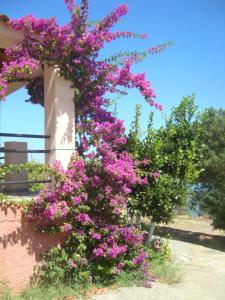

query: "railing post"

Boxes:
[4, 141, 28, 193]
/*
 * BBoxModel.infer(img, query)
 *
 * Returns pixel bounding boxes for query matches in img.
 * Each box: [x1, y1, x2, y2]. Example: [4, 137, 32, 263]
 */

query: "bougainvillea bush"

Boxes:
[28, 155, 151, 285]
[0, 0, 169, 286]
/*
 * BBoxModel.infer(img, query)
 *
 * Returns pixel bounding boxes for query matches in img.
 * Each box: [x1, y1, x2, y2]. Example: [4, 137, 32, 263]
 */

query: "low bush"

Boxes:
[0, 236, 178, 299]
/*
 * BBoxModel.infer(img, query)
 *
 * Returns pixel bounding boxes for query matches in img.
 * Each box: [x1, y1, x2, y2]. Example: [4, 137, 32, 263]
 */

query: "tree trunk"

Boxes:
[136, 212, 141, 229]
[145, 221, 155, 246]
[127, 207, 134, 226]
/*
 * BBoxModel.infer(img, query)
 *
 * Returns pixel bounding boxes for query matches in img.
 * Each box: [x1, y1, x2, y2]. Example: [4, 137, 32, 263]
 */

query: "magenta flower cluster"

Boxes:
[27, 154, 147, 271]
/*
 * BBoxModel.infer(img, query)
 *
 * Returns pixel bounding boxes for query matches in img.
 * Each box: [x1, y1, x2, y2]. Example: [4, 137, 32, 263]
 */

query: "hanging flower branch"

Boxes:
[25, 77, 44, 106]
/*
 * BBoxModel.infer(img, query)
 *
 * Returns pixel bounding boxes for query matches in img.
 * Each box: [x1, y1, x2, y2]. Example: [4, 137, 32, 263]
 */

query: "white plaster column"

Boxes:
[44, 66, 75, 169]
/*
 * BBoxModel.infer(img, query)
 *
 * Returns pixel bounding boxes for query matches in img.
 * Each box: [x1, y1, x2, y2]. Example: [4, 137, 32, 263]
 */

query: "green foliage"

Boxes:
[32, 234, 173, 290]
[31, 238, 174, 291]
[0, 161, 54, 193]
[127, 96, 202, 224]
[145, 237, 171, 262]
[104, 41, 174, 66]
[157, 95, 201, 182]
[192, 108, 225, 230]
[198, 186, 225, 229]
[0, 195, 33, 207]
[27, 160, 51, 192]
[145, 237, 181, 284]
[145, 238, 181, 284]
[199, 108, 225, 186]
[130, 175, 186, 223]
[0, 284, 81, 300]
[0, 193, 6, 201]
[33, 241, 139, 288]
[150, 260, 182, 284]
[33, 246, 92, 287]
[114, 269, 146, 288]
[126, 103, 142, 158]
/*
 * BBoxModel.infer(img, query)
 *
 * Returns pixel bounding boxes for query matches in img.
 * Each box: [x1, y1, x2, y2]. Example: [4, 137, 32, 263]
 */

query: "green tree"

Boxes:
[127, 96, 202, 244]
[193, 108, 225, 230]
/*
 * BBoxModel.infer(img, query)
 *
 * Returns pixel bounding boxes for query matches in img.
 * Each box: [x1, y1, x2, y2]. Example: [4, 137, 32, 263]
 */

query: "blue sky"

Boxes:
[0, 0, 225, 161]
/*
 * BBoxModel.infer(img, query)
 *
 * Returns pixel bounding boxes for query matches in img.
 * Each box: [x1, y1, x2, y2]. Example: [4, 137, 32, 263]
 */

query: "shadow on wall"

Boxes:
[0, 205, 66, 260]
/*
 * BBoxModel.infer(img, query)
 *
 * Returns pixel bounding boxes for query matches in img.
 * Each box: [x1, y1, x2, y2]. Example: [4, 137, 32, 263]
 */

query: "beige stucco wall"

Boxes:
[0, 205, 66, 292]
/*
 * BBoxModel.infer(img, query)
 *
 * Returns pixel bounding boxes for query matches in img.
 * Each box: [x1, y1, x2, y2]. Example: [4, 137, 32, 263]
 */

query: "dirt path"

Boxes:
[92, 217, 225, 300]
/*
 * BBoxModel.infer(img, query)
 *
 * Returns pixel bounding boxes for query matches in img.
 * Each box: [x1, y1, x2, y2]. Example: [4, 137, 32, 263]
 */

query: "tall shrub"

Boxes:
[127, 96, 202, 244]
[192, 108, 225, 230]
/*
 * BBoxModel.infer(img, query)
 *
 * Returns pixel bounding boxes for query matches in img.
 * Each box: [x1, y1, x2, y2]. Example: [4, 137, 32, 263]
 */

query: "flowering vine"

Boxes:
[0, 0, 168, 285]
